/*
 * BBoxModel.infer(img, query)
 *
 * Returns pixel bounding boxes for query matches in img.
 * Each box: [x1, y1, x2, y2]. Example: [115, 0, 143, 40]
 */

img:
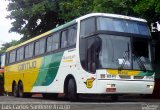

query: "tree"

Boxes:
[6, 0, 160, 42]
[133, 0, 160, 24]
[93, 0, 136, 16]
[0, 40, 19, 54]
[7, 0, 64, 41]
[59, 0, 94, 22]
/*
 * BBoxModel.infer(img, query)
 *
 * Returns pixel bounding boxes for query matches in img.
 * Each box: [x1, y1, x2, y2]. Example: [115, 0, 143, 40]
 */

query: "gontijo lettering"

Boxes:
[18, 61, 36, 71]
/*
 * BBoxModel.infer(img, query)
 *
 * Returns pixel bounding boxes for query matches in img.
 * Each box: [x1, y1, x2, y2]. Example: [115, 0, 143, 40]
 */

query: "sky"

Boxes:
[0, 0, 22, 48]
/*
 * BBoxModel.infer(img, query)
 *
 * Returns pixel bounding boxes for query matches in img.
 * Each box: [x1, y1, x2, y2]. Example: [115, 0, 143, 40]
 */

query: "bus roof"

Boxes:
[6, 13, 147, 52]
[77, 13, 147, 22]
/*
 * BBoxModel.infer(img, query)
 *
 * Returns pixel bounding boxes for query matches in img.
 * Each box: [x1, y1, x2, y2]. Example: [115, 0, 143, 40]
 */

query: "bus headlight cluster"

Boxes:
[147, 85, 154, 89]
[107, 84, 116, 88]
[100, 74, 106, 79]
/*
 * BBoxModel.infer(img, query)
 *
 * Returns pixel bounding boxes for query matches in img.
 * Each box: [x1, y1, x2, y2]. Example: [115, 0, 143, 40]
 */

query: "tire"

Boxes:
[18, 82, 24, 98]
[12, 83, 18, 97]
[17, 82, 32, 98]
[68, 79, 77, 101]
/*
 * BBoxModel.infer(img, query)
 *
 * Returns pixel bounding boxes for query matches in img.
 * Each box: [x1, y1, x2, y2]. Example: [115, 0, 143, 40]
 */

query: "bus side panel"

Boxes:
[22, 58, 43, 92]
[45, 49, 77, 93]
[4, 58, 43, 93]
[5, 64, 23, 92]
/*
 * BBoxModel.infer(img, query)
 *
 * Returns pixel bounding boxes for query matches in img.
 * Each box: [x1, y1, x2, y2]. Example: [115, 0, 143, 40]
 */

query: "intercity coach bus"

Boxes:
[4, 13, 154, 101]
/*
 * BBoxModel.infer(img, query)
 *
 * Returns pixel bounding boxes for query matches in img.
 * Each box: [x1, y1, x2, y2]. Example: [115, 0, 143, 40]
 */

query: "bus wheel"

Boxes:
[12, 83, 18, 97]
[68, 79, 77, 101]
[18, 82, 24, 98]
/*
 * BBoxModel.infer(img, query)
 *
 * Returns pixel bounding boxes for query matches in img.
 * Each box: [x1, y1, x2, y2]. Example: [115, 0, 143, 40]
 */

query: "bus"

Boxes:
[4, 13, 154, 101]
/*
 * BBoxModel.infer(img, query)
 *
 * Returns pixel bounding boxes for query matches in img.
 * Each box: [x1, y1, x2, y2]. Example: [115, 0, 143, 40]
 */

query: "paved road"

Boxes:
[0, 95, 160, 110]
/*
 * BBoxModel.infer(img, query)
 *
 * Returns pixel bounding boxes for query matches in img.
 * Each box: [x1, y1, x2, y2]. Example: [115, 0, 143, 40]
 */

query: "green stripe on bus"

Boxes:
[51, 20, 76, 33]
[34, 51, 64, 86]
[136, 71, 154, 76]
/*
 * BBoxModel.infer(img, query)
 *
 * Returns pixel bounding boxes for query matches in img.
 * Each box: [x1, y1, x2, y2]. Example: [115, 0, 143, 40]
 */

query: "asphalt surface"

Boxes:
[0, 95, 159, 110]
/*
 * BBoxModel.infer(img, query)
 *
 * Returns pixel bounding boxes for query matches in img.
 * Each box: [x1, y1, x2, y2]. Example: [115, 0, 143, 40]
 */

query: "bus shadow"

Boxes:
[31, 94, 160, 103]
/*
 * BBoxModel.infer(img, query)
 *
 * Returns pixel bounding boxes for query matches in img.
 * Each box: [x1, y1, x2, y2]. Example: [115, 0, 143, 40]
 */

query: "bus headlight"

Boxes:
[100, 74, 106, 79]
[107, 84, 116, 88]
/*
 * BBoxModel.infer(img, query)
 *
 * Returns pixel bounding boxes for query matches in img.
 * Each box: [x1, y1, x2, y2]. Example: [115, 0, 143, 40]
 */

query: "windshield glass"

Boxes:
[99, 35, 131, 69]
[98, 34, 152, 70]
[132, 38, 152, 70]
[97, 17, 150, 36]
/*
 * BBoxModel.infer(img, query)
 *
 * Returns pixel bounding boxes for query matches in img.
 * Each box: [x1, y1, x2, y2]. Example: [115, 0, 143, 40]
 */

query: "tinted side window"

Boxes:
[39, 38, 46, 54]
[9, 50, 16, 63]
[17, 49, 20, 61]
[35, 41, 40, 56]
[28, 43, 34, 58]
[68, 26, 77, 46]
[35, 38, 46, 56]
[25, 45, 29, 59]
[47, 33, 59, 52]
[80, 17, 96, 37]
[19, 47, 24, 61]
[61, 30, 68, 48]
[47, 36, 52, 52]
[61, 25, 77, 48]
[52, 33, 59, 50]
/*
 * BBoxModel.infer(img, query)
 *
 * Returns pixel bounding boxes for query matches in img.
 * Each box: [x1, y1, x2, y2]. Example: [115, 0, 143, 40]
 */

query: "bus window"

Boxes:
[68, 27, 77, 46]
[61, 30, 68, 48]
[47, 36, 52, 52]
[52, 33, 59, 51]
[35, 38, 46, 56]
[47, 33, 59, 52]
[35, 41, 40, 56]
[9, 50, 16, 63]
[19, 47, 24, 61]
[39, 38, 46, 54]
[80, 17, 96, 38]
[28, 43, 34, 58]
[61, 25, 77, 48]
[17, 49, 20, 61]
[25, 45, 29, 59]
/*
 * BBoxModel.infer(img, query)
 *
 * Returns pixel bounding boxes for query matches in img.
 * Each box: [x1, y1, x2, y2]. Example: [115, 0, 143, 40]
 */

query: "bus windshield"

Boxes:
[99, 34, 152, 70]
[80, 16, 152, 71]
[97, 17, 150, 36]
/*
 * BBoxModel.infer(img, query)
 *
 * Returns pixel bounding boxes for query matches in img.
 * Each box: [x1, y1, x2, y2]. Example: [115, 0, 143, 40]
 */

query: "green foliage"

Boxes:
[0, 40, 19, 54]
[133, 0, 160, 23]
[6, 0, 160, 43]
[7, 0, 63, 41]
[59, 0, 94, 22]
[93, 0, 136, 15]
